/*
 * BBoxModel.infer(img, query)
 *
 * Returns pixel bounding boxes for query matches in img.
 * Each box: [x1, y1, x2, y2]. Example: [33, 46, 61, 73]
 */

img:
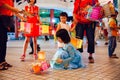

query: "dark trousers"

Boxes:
[108, 36, 117, 57]
[75, 22, 96, 53]
[30, 37, 34, 52]
[0, 16, 12, 63]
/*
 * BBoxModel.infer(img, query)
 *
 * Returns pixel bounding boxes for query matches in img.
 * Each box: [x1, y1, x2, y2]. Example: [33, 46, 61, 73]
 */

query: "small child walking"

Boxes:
[50, 29, 85, 69]
[108, 11, 119, 58]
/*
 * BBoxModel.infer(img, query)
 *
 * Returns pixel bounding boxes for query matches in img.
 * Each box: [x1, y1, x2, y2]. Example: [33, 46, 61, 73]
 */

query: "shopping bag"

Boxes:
[70, 37, 83, 49]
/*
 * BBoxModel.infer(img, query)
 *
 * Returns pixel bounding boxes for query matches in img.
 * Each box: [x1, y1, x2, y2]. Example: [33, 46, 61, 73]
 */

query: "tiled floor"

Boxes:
[0, 39, 120, 80]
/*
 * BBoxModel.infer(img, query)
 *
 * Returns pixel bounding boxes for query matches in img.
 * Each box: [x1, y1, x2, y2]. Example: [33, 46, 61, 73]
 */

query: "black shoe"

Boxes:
[29, 51, 33, 54]
[104, 42, 108, 45]
[37, 45, 40, 52]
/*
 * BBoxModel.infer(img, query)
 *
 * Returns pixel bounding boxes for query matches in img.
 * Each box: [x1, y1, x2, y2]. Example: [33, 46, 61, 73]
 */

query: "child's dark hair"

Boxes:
[60, 12, 68, 18]
[56, 29, 70, 44]
[27, 0, 36, 4]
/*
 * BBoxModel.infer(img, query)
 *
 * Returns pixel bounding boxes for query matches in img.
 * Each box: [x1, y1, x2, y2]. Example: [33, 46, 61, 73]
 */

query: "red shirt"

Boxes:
[0, 0, 13, 16]
[73, 0, 98, 14]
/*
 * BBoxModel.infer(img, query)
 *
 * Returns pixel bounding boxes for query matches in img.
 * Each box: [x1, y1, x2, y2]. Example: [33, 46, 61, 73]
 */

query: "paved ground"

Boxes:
[0, 39, 120, 80]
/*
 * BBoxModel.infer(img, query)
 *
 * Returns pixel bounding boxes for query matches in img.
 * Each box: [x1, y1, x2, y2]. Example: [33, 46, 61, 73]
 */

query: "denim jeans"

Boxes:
[108, 36, 117, 57]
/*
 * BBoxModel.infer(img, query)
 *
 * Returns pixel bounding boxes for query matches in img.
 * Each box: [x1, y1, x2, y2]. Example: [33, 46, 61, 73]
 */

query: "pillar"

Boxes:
[50, 9, 54, 27]
[50, 9, 54, 35]
[14, 16, 19, 39]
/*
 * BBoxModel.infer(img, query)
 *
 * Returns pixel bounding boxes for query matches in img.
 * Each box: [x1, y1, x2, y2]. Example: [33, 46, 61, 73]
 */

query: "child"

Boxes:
[56, 12, 70, 48]
[108, 11, 119, 58]
[50, 29, 85, 69]
[20, 0, 41, 61]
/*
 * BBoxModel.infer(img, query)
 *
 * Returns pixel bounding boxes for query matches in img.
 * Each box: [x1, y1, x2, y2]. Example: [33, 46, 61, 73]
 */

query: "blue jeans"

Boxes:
[108, 36, 117, 57]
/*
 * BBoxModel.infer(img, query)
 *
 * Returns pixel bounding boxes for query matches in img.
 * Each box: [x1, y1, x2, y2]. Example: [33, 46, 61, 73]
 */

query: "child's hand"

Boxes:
[64, 63, 69, 69]
[56, 58, 63, 64]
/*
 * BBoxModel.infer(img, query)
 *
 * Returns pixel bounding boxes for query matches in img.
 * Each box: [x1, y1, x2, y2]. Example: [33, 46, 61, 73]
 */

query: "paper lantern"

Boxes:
[70, 37, 83, 49]
[20, 22, 33, 34]
[41, 61, 50, 71]
[103, 2, 115, 17]
[38, 51, 46, 61]
[31, 63, 42, 74]
[87, 6, 103, 22]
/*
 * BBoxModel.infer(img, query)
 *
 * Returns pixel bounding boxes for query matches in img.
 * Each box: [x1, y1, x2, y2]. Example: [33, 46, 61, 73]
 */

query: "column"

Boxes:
[50, 9, 54, 35]
[50, 9, 54, 27]
[14, 16, 19, 39]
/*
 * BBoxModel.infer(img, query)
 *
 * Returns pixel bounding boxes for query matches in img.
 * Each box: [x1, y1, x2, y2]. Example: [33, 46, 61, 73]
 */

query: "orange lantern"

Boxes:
[32, 65, 41, 74]
[38, 51, 46, 61]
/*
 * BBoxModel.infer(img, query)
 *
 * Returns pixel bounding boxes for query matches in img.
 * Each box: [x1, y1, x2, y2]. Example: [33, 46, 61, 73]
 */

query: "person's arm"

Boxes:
[61, 46, 74, 64]
[70, 21, 77, 32]
[2, 4, 21, 13]
[15, 13, 27, 21]
[56, 23, 61, 32]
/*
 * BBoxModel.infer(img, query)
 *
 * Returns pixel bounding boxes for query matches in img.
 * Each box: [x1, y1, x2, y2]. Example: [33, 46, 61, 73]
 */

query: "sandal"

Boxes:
[0, 62, 8, 70]
[20, 54, 26, 61]
[33, 53, 38, 60]
[110, 55, 119, 59]
[3, 62, 12, 67]
[88, 56, 94, 63]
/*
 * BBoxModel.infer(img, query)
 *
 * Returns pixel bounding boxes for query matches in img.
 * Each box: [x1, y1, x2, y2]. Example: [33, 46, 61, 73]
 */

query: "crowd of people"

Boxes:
[0, 0, 120, 71]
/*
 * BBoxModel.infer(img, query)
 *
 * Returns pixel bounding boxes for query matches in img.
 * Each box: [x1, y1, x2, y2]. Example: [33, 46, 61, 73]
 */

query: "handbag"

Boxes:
[70, 37, 83, 49]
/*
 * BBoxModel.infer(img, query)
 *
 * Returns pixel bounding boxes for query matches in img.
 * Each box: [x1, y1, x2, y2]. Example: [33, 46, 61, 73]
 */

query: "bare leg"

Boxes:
[32, 37, 37, 59]
[20, 37, 30, 61]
